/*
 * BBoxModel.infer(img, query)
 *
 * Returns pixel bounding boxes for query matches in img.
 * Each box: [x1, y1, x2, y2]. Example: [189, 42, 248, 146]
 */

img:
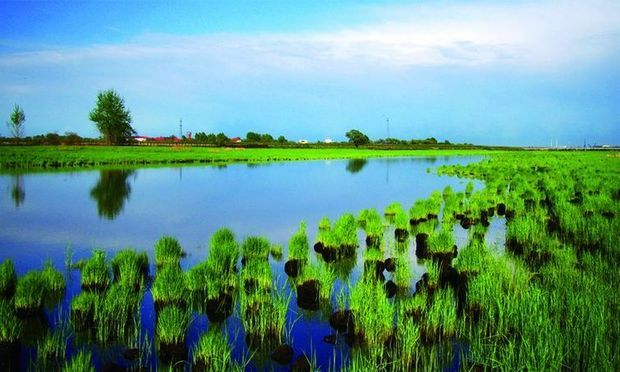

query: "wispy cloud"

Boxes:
[1, 0, 618, 73]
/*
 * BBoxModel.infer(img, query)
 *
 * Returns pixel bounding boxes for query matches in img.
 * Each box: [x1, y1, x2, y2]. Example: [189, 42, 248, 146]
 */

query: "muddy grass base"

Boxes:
[158, 342, 188, 365]
[329, 309, 355, 333]
[319, 245, 356, 263]
[0, 341, 20, 371]
[297, 280, 320, 311]
[271, 344, 294, 365]
[206, 293, 233, 322]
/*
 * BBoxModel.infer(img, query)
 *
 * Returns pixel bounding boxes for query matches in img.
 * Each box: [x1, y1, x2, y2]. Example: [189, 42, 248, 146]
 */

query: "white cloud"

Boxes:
[0, 0, 618, 74]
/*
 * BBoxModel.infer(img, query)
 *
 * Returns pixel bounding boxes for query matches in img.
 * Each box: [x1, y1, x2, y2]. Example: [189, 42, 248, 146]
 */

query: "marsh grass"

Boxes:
[14, 270, 45, 315]
[41, 260, 66, 308]
[241, 236, 271, 263]
[422, 288, 457, 342]
[156, 305, 190, 346]
[0, 298, 21, 344]
[154, 235, 184, 269]
[94, 283, 142, 343]
[70, 291, 99, 331]
[63, 350, 95, 372]
[241, 287, 291, 349]
[317, 214, 358, 261]
[80, 250, 111, 292]
[111, 249, 148, 290]
[0, 260, 17, 298]
[350, 279, 393, 348]
[151, 266, 188, 308]
[35, 328, 67, 370]
[270, 244, 283, 260]
[289, 222, 310, 262]
[192, 327, 237, 370]
[392, 254, 412, 290]
[427, 230, 456, 256]
[318, 217, 331, 230]
[357, 209, 384, 247]
[240, 259, 272, 295]
[208, 228, 239, 274]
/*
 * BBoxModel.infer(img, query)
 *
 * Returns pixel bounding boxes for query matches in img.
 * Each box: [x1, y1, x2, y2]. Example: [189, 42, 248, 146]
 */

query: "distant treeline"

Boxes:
[0, 131, 487, 149]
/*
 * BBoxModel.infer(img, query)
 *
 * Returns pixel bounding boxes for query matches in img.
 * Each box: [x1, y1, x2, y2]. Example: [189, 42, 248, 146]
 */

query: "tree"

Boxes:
[345, 129, 370, 148]
[7, 104, 25, 138]
[89, 90, 135, 145]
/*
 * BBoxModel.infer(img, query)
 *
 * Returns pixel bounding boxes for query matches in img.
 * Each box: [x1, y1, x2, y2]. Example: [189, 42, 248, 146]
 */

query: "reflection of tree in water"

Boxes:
[90, 170, 134, 220]
[11, 174, 25, 207]
[345, 159, 368, 174]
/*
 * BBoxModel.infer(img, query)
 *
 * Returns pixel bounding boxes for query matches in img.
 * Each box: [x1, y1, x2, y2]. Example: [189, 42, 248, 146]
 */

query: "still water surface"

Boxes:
[0, 156, 501, 370]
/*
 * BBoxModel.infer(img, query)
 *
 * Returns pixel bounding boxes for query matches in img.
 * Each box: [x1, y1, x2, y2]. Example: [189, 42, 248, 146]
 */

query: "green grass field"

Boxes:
[0, 145, 499, 170]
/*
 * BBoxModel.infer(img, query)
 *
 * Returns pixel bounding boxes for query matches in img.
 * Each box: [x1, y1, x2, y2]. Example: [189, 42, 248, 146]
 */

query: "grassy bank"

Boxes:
[0, 145, 498, 170]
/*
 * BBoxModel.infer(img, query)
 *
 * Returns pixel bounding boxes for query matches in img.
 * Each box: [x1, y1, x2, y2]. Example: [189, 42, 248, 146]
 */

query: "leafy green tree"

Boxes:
[277, 135, 287, 144]
[246, 131, 261, 142]
[345, 129, 370, 148]
[7, 104, 26, 138]
[215, 132, 230, 146]
[89, 90, 135, 145]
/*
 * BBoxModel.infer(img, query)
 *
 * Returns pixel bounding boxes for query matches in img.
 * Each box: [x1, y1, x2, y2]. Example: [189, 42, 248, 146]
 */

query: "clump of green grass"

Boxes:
[151, 266, 188, 308]
[71, 291, 99, 331]
[384, 202, 402, 217]
[241, 288, 290, 345]
[241, 236, 271, 262]
[395, 315, 421, 368]
[289, 222, 310, 261]
[358, 209, 384, 246]
[157, 305, 190, 346]
[208, 228, 239, 274]
[35, 328, 67, 369]
[14, 270, 45, 315]
[41, 260, 65, 308]
[186, 261, 210, 307]
[193, 327, 236, 370]
[317, 213, 358, 260]
[270, 244, 283, 260]
[427, 230, 456, 255]
[393, 255, 412, 289]
[0, 298, 21, 343]
[81, 250, 111, 291]
[63, 350, 94, 372]
[318, 216, 331, 230]
[350, 279, 394, 348]
[94, 282, 142, 343]
[154, 235, 184, 269]
[453, 240, 487, 277]
[0, 259, 17, 298]
[423, 262, 440, 291]
[423, 288, 457, 341]
[111, 249, 149, 289]
[240, 259, 272, 295]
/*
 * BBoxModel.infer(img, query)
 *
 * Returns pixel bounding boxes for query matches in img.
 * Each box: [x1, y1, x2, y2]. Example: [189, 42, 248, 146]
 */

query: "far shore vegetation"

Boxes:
[0, 144, 506, 170]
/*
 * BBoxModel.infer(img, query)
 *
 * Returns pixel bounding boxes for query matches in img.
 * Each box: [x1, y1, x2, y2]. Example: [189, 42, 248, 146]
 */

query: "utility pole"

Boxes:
[179, 119, 183, 138]
[386, 117, 390, 139]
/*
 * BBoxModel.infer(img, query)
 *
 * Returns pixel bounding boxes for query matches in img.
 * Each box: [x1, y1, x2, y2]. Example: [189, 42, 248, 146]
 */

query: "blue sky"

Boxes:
[1, 0, 619, 146]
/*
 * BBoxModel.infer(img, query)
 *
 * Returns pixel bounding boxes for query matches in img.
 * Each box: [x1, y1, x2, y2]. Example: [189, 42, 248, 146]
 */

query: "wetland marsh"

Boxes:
[0, 151, 618, 371]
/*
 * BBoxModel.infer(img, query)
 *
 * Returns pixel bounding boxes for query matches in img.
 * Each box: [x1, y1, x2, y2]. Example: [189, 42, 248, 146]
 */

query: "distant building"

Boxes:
[231, 137, 242, 143]
[324, 138, 333, 144]
[298, 139, 309, 144]
[132, 136, 149, 142]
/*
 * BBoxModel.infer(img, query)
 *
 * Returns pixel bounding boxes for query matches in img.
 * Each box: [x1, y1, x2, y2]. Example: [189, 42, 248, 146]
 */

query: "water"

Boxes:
[0, 156, 504, 370]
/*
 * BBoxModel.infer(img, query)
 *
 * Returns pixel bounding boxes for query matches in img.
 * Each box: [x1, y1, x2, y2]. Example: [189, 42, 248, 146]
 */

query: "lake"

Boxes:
[0, 156, 505, 370]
